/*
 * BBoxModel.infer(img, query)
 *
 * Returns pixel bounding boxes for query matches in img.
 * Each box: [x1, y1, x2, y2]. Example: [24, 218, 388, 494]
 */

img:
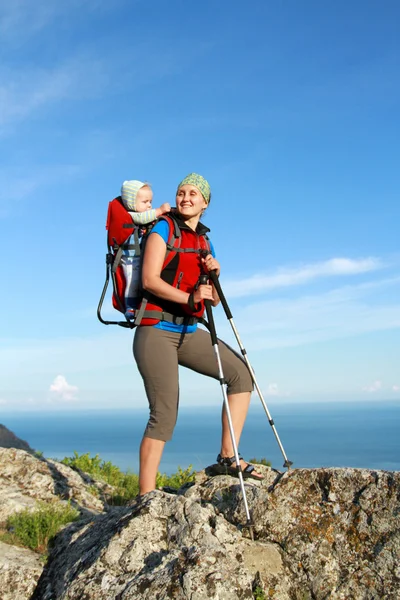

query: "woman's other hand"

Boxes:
[201, 254, 220, 276]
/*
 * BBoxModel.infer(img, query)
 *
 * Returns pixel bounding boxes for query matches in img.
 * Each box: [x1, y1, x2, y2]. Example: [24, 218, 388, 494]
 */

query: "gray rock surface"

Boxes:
[32, 492, 262, 599]
[32, 466, 400, 600]
[0, 448, 399, 599]
[0, 541, 43, 600]
[194, 467, 400, 598]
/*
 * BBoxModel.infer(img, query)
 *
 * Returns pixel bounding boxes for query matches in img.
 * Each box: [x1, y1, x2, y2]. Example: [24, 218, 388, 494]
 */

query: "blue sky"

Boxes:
[1, 0, 399, 412]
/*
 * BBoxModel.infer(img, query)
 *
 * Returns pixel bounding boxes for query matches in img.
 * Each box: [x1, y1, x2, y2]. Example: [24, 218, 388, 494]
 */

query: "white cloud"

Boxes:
[222, 257, 384, 298]
[362, 380, 382, 393]
[263, 383, 290, 398]
[266, 383, 279, 396]
[0, 398, 7, 405]
[264, 383, 281, 397]
[216, 276, 400, 351]
[49, 375, 78, 401]
[393, 385, 400, 392]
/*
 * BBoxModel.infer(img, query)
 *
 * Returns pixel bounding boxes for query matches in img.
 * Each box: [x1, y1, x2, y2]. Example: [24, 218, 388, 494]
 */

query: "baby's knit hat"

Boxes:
[121, 180, 148, 211]
[177, 173, 211, 204]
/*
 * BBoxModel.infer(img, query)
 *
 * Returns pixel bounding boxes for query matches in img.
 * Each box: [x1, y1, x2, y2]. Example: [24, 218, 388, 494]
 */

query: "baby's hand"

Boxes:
[160, 202, 171, 214]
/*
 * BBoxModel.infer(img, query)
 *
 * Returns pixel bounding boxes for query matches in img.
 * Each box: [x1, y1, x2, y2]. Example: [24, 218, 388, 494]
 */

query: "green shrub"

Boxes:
[61, 452, 139, 504]
[249, 457, 271, 467]
[61, 452, 195, 505]
[61, 451, 104, 477]
[108, 472, 140, 505]
[253, 586, 267, 600]
[6, 501, 79, 553]
[156, 465, 196, 490]
[87, 485, 100, 498]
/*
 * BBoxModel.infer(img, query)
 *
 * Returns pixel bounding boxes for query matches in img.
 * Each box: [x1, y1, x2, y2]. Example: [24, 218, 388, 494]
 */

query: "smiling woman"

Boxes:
[132, 173, 263, 495]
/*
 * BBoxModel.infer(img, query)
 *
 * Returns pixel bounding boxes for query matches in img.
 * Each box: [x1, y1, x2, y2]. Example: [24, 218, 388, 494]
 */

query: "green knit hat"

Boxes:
[177, 173, 211, 204]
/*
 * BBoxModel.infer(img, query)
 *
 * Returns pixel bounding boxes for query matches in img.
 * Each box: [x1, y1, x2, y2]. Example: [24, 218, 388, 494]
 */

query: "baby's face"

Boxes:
[135, 187, 153, 212]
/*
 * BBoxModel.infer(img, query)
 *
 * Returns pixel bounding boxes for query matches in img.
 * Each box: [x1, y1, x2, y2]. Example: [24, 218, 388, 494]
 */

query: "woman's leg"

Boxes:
[139, 437, 165, 495]
[179, 329, 261, 475]
[134, 327, 180, 495]
[220, 391, 251, 457]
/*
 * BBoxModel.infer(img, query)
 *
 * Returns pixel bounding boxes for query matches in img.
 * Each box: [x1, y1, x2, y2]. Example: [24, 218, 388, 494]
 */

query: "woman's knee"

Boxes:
[143, 402, 178, 442]
[221, 345, 253, 394]
[227, 365, 253, 394]
[144, 418, 175, 442]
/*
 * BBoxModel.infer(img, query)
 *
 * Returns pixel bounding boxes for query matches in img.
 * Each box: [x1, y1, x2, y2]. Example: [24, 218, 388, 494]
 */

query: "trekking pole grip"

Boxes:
[208, 270, 233, 320]
[200, 274, 218, 345]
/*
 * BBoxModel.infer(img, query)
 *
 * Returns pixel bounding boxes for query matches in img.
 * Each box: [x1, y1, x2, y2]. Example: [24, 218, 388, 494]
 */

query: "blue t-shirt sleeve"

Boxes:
[149, 220, 216, 257]
[150, 219, 170, 243]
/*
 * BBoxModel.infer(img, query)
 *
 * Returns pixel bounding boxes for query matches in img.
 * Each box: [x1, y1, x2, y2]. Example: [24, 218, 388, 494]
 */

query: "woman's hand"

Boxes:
[192, 284, 214, 304]
[201, 254, 221, 276]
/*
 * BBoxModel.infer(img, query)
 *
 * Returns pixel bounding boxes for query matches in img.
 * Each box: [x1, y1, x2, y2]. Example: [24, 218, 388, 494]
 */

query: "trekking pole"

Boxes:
[200, 274, 254, 539]
[208, 269, 293, 470]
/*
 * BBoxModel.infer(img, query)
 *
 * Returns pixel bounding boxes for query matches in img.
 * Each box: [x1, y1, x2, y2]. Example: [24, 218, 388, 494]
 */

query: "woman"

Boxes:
[134, 173, 262, 494]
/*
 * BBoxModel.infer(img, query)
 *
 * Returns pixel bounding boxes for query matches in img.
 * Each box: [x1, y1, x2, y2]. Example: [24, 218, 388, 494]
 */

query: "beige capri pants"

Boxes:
[133, 326, 253, 441]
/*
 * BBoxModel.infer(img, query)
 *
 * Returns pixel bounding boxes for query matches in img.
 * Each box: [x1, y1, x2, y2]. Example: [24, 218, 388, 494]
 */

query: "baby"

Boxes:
[120, 180, 170, 318]
[121, 180, 170, 225]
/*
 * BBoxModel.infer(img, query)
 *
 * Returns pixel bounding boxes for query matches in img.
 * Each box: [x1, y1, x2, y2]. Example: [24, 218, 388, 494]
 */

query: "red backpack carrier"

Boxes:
[97, 197, 139, 327]
[97, 198, 210, 328]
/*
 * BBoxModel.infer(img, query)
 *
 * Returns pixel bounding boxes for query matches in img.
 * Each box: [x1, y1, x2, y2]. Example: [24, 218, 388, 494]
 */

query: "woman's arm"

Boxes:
[142, 233, 215, 306]
[142, 233, 190, 303]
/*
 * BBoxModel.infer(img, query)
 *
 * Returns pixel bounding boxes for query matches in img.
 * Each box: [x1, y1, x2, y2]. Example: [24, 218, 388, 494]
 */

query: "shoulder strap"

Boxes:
[157, 214, 182, 268]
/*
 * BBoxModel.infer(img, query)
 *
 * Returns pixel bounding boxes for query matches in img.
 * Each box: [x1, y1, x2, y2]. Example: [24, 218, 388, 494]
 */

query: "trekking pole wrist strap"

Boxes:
[187, 292, 200, 312]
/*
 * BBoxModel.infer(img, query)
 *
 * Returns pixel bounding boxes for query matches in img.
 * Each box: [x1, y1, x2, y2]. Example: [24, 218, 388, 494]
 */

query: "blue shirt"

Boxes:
[149, 220, 215, 333]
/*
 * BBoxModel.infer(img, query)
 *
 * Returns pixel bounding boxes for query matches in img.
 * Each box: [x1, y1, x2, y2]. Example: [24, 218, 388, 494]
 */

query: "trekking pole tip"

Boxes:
[245, 521, 255, 541]
[240, 514, 254, 540]
[283, 460, 293, 469]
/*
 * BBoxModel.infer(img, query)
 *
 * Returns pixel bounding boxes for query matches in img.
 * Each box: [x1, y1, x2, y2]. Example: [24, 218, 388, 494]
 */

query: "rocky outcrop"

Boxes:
[0, 448, 111, 523]
[0, 424, 33, 452]
[0, 448, 399, 599]
[33, 466, 400, 599]
[0, 448, 114, 600]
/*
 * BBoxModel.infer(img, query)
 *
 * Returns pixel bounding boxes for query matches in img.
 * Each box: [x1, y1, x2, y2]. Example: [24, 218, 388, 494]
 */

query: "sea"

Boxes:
[2, 401, 399, 475]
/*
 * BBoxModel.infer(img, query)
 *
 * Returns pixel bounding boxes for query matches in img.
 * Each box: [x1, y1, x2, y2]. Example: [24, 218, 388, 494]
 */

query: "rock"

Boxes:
[0, 448, 398, 599]
[0, 424, 33, 452]
[0, 541, 43, 600]
[0, 449, 116, 600]
[32, 466, 400, 600]
[0, 448, 109, 522]
[32, 491, 260, 600]
[198, 467, 400, 599]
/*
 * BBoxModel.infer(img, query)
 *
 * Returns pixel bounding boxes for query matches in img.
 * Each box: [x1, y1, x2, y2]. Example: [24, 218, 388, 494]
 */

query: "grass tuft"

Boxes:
[4, 501, 79, 553]
[249, 457, 271, 467]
